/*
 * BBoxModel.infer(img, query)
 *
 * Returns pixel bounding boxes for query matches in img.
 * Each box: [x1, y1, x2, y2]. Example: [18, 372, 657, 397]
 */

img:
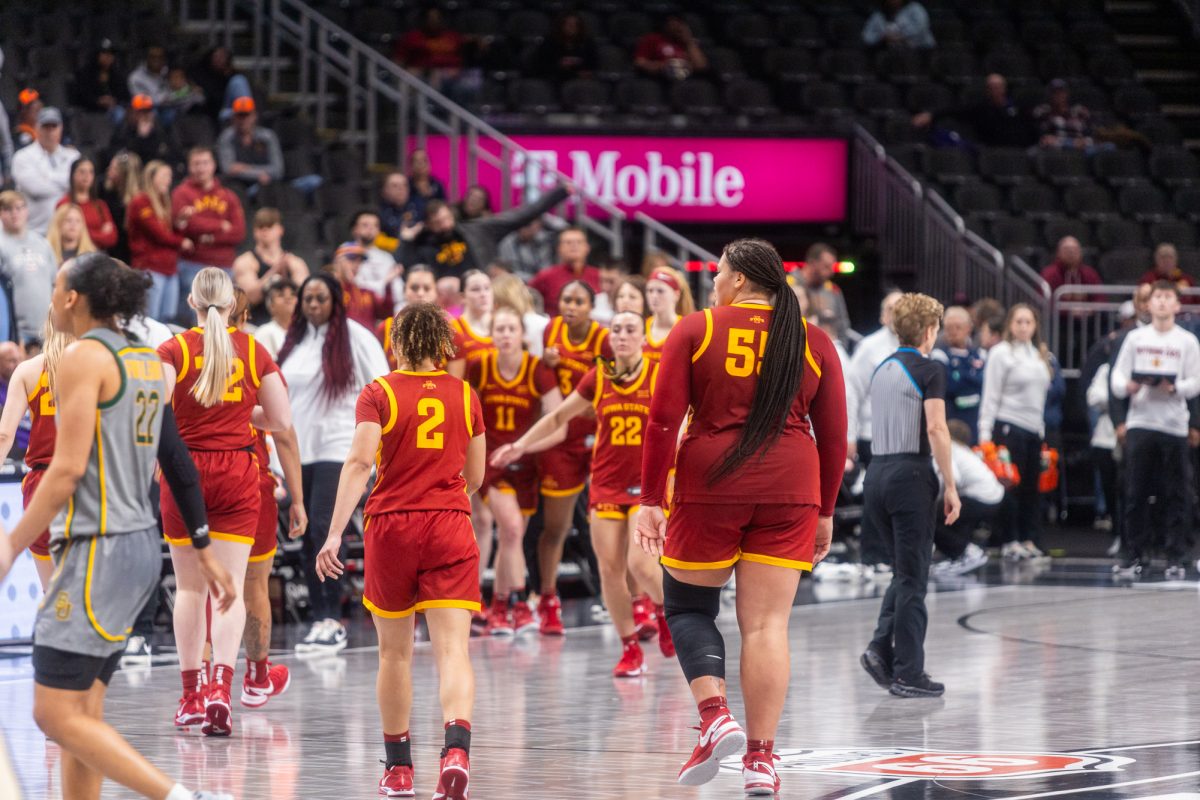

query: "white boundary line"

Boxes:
[997, 770, 1200, 799]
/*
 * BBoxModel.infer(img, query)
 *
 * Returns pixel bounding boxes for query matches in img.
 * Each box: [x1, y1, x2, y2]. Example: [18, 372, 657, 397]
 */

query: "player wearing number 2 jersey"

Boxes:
[637, 240, 847, 796]
[158, 268, 292, 738]
[317, 303, 485, 800]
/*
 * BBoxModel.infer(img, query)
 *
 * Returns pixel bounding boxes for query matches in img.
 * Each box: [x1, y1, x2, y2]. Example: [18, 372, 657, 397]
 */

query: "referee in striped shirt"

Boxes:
[859, 293, 961, 698]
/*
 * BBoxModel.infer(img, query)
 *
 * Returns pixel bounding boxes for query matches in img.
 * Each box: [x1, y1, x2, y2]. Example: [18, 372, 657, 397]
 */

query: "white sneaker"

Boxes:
[120, 635, 152, 666]
[1021, 541, 1046, 559]
[1001, 541, 1026, 561]
[933, 543, 988, 576]
[296, 618, 347, 654]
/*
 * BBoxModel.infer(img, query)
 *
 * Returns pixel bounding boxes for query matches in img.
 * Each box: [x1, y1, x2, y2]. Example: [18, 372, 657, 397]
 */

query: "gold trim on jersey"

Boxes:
[463, 381, 474, 437]
[692, 309, 714, 363]
[732, 302, 773, 310]
[397, 369, 447, 376]
[248, 334, 262, 387]
[95, 411, 107, 535]
[174, 333, 191, 382]
[645, 317, 672, 349]
[802, 319, 822, 378]
[85, 538, 124, 642]
[374, 376, 400, 434]
[489, 351, 530, 390]
[456, 315, 493, 346]
[661, 553, 740, 570]
[740, 552, 813, 572]
[607, 360, 652, 396]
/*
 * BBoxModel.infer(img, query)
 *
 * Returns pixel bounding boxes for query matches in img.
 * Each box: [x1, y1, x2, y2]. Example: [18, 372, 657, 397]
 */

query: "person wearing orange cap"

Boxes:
[14, 89, 42, 149]
[216, 97, 283, 192]
[106, 94, 180, 168]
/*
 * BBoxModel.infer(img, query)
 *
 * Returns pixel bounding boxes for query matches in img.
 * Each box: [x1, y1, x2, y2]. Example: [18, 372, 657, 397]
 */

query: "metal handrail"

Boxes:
[636, 211, 721, 297]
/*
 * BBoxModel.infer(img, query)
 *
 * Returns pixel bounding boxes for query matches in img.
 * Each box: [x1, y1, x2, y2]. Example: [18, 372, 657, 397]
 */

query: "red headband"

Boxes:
[648, 269, 680, 292]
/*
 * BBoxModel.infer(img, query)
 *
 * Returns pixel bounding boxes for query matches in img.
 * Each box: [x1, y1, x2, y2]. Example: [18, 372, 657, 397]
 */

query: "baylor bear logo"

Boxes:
[54, 591, 72, 621]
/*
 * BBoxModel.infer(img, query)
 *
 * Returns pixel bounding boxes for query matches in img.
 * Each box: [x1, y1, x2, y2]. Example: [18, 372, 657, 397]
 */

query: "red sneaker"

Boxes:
[378, 764, 415, 797]
[174, 691, 205, 728]
[613, 639, 645, 678]
[743, 752, 781, 796]
[432, 748, 470, 800]
[656, 610, 676, 658]
[537, 594, 564, 636]
[469, 611, 488, 638]
[632, 594, 657, 641]
[201, 679, 233, 737]
[485, 599, 514, 636]
[511, 601, 538, 634]
[677, 708, 746, 785]
[241, 663, 291, 708]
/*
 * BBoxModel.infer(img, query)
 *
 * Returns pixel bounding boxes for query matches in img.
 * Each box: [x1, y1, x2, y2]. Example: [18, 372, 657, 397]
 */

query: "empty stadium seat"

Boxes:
[820, 49, 873, 84]
[1113, 84, 1159, 119]
[561, 79, 613, 115]
[990, 215, 1040, 252]
[1009, 183, 1061, 220]
[1092, 150, 1148, 188]
[670, 78, 722, 116]
[1176, 187, 1200, 222]
[1118, 183, 1172, 223]
[906, 82, 955, 115]
[979, 148, 1034, 185]
[724, 79, 777, 117]
[776, 12, 822, 48]
[616, 78, 665, 116]
[875, 49, 924, 84]
[1150, 148, 1200, 188]
[854, 82, 903, 117]
[923, 148, 975, 185]
[1063, 182, 1117, 222]
[1096, 218, 1146, 250]
[763, 49, 816, 82]
[1043, 217, 1094, 249]
[1149, 220, 1198, 249]
[1098, 247, 1152, 284]
[954, 183, 1006, 219]
[510, 78, 560, 114]
[1036, 149, 1089, 186]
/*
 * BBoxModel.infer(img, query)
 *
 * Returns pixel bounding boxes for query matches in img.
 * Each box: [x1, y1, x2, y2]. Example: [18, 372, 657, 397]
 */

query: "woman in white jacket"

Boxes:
[977, 304, 1052, 560]
[278, 273, 389, 653]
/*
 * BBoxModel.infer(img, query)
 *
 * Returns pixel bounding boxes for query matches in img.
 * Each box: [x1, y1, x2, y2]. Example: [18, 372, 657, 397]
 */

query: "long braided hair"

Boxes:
[708, 238, 806, 484]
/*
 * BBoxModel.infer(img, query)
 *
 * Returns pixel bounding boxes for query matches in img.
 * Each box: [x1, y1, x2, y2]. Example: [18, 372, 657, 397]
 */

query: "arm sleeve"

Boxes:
[1086, 363, 1110, 409]
[156, 403, 210, 548]
[923, 360, 947, 401]
[12, 151, 58, 200]
[215, 129, 236, 174]
[134, 201, 185, 248]
[977, 344, 1006, 442]
[475, 186, 569, 243]
[90, 202, 118, 249]
[216, 193, 246, 245]
[640, 316, 697, 506]
[533, 362, 558, 395]
[1108, 332, 1131, 425]
[264, 130, 284, 181]
[807, 331, 849, 516]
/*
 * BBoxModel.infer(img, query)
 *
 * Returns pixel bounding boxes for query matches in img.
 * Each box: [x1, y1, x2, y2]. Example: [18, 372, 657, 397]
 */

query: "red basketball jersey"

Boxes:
[158, 328, 280, 451]
[576, 362, 658, 504]
[643, 317, 674, 365]
[377, 316, 398, 371]
[467, 350, 557, 451]
[356, 369, 485, 514]
[25, 369, 56, 468]
[543, 316, 612, 443]
[452, 316, 493, 366]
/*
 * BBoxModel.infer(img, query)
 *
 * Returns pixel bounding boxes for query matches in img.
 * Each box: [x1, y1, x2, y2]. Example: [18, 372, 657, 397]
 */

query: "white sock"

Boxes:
[165, 783, 192, 800]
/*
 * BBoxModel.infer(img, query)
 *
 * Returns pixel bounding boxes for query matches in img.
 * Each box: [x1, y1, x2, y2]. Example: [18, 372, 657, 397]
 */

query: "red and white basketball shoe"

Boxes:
[612, 639, 645, 678]
[202, 672, 233, 737]
[631, 594, 657, 640]
[485, 599, 514, 636]
[241, 663, 291, 708]
[511, 601, 538, 634]
[432, 749, 470, 800]
[378, 764, 415, 797]
[537, 594, 564, 636]
[677, 708, 747, 785]
[742, 752, 781, 796]
[174, 691, 205, 728]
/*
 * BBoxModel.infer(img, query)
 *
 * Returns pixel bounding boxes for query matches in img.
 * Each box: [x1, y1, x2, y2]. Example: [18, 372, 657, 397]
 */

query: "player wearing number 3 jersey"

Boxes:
[317, 303, 486, 800]
[638, 239, 847, 796]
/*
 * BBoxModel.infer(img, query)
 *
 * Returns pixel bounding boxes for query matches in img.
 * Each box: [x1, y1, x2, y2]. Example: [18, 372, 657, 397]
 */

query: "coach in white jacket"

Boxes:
[1110, 280, 1200, 577]
[10, 107, 78, 235]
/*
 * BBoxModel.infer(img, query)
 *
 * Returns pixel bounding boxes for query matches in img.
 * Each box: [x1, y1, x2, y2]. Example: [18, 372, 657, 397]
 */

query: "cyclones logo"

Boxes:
[721, 748, 1134, 781]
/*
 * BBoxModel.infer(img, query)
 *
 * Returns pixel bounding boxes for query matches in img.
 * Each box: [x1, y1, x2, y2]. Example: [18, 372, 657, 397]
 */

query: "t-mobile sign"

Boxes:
[413, 136, 848, 223]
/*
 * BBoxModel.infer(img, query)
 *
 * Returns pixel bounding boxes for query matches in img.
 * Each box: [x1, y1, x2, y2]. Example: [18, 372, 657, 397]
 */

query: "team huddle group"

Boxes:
[0, 235, 877, 800]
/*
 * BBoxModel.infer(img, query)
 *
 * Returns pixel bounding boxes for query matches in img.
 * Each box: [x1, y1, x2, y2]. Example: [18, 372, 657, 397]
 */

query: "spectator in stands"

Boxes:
[171, 145, 246, 321]
[193, 46, 253, 122]
[99, 151, 142, 263]
[13, 89, 42, 150]
[407, 148, 446, 220]
[977, 313, 1005, 351]
[978, 304, 1053, 560]
[56, 157, 118, 252]
[932, 306, 987, 443]
[233, 207, 311, 324]
[456, 185, 492, 222]
[931, 420, 1001, 575]
[862, 0, 936, 49]
[375, 171, 421, 254]
[0, 341, 29, 456]
[1111, 281, 1200, 577]
[912, 74, 1038, 149]
[801, 242, 851, 338]
[635, 15, 707, 80]
[394, 8, 479, 104]
[592, 259, 629, 325]
[532, 12, 599, 82]
[161, 65, 206, 121]
[217, 97, 282, 193]
[11, 108, 80, 236]
[529, 227, 601, 316]
[1035, 79, 1097, 151]
[128, 159, 192, 322]
[107, 95, 180, 170]
[497, 218, 555, 281]
[614, 276, 648, 317]
[0, 191, 56, 346]
[348, 210, 400, 304]
[1040, 236, 1102, 299]
[255, 279, 297, 357]
[1138, 243, 1195, 291]
[46, 204, 97, 265]
[72, 41, 129, 126]
[641, 249, 672, 277]
[127, 45, 170, 109]
[402, 185, 569, 286]
[329, 241, 391, 329]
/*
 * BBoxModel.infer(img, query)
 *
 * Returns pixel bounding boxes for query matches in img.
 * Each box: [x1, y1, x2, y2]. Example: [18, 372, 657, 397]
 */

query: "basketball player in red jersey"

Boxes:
[637, 239, 847, 795]
[230, 289, 308, 710]
[446, 270, 494, 378]
[536, 280, 613, 634]
[316, 302, 484, 800]
[495, 311, 674, 675]
[0, 317, 74, 588]
[159, 268, 293, 737]
[378, 264, 438, 370]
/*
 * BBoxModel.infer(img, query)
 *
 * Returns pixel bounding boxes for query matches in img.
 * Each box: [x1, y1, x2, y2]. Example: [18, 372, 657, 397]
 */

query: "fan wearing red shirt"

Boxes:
[316, 302, 485, 800]
[636, 239, 847, 795]
[494, 311, 674, 677]
[528, 227, 601, 317]
[158, 268, 292, 738]
[466, 306, 559, 636]
[535, 280, 612, 634]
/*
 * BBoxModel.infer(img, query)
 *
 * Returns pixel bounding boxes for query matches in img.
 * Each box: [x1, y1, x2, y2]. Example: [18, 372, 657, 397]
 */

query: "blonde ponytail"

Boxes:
[41, 314, 75, 397]
[190, 267, 237, 407]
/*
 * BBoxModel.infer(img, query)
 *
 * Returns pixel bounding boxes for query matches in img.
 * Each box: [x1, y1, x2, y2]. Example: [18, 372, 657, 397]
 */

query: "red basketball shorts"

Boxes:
[590, 502, 639, 521]
[662, 502, 819, 572]
[251, 472, 279, 563]
[483, 458, 539, 516]
[163, 450, 259, 547]
[22, 468, 51, 560]
[362, 510, 482, 618]
[538, 439, 590, 497]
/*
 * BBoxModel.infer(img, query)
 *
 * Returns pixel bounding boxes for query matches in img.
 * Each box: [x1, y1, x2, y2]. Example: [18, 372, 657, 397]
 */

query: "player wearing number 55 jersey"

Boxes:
[158, 268, 292, 738]
[317, 303, 485, 800]
[637, 240, 846, 796]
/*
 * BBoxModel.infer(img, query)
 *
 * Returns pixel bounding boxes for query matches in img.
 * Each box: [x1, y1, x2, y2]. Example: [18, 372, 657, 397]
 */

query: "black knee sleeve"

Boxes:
[662, 569, 725, 683]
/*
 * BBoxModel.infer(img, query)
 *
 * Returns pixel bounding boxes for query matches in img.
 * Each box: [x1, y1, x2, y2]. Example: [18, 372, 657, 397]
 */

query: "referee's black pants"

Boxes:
[866, 455, 939, 683]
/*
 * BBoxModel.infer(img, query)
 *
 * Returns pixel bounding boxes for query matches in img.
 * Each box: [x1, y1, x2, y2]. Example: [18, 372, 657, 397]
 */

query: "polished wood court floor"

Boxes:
[3, 560, 1200, 799]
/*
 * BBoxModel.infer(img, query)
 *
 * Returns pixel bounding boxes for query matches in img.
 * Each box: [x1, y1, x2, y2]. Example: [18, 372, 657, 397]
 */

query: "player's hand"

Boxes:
[635, 505, 667, 557]
[490, 443, 523, 468]
[944, 487, 962, 526]
[316, 534, 344, 581]
[813, 516, 833, 564]
[288, 502, 308, 540]
[1116, 423, 1127, 447]
[542, 347, 561, 369]
[196, 547, 237, 613]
